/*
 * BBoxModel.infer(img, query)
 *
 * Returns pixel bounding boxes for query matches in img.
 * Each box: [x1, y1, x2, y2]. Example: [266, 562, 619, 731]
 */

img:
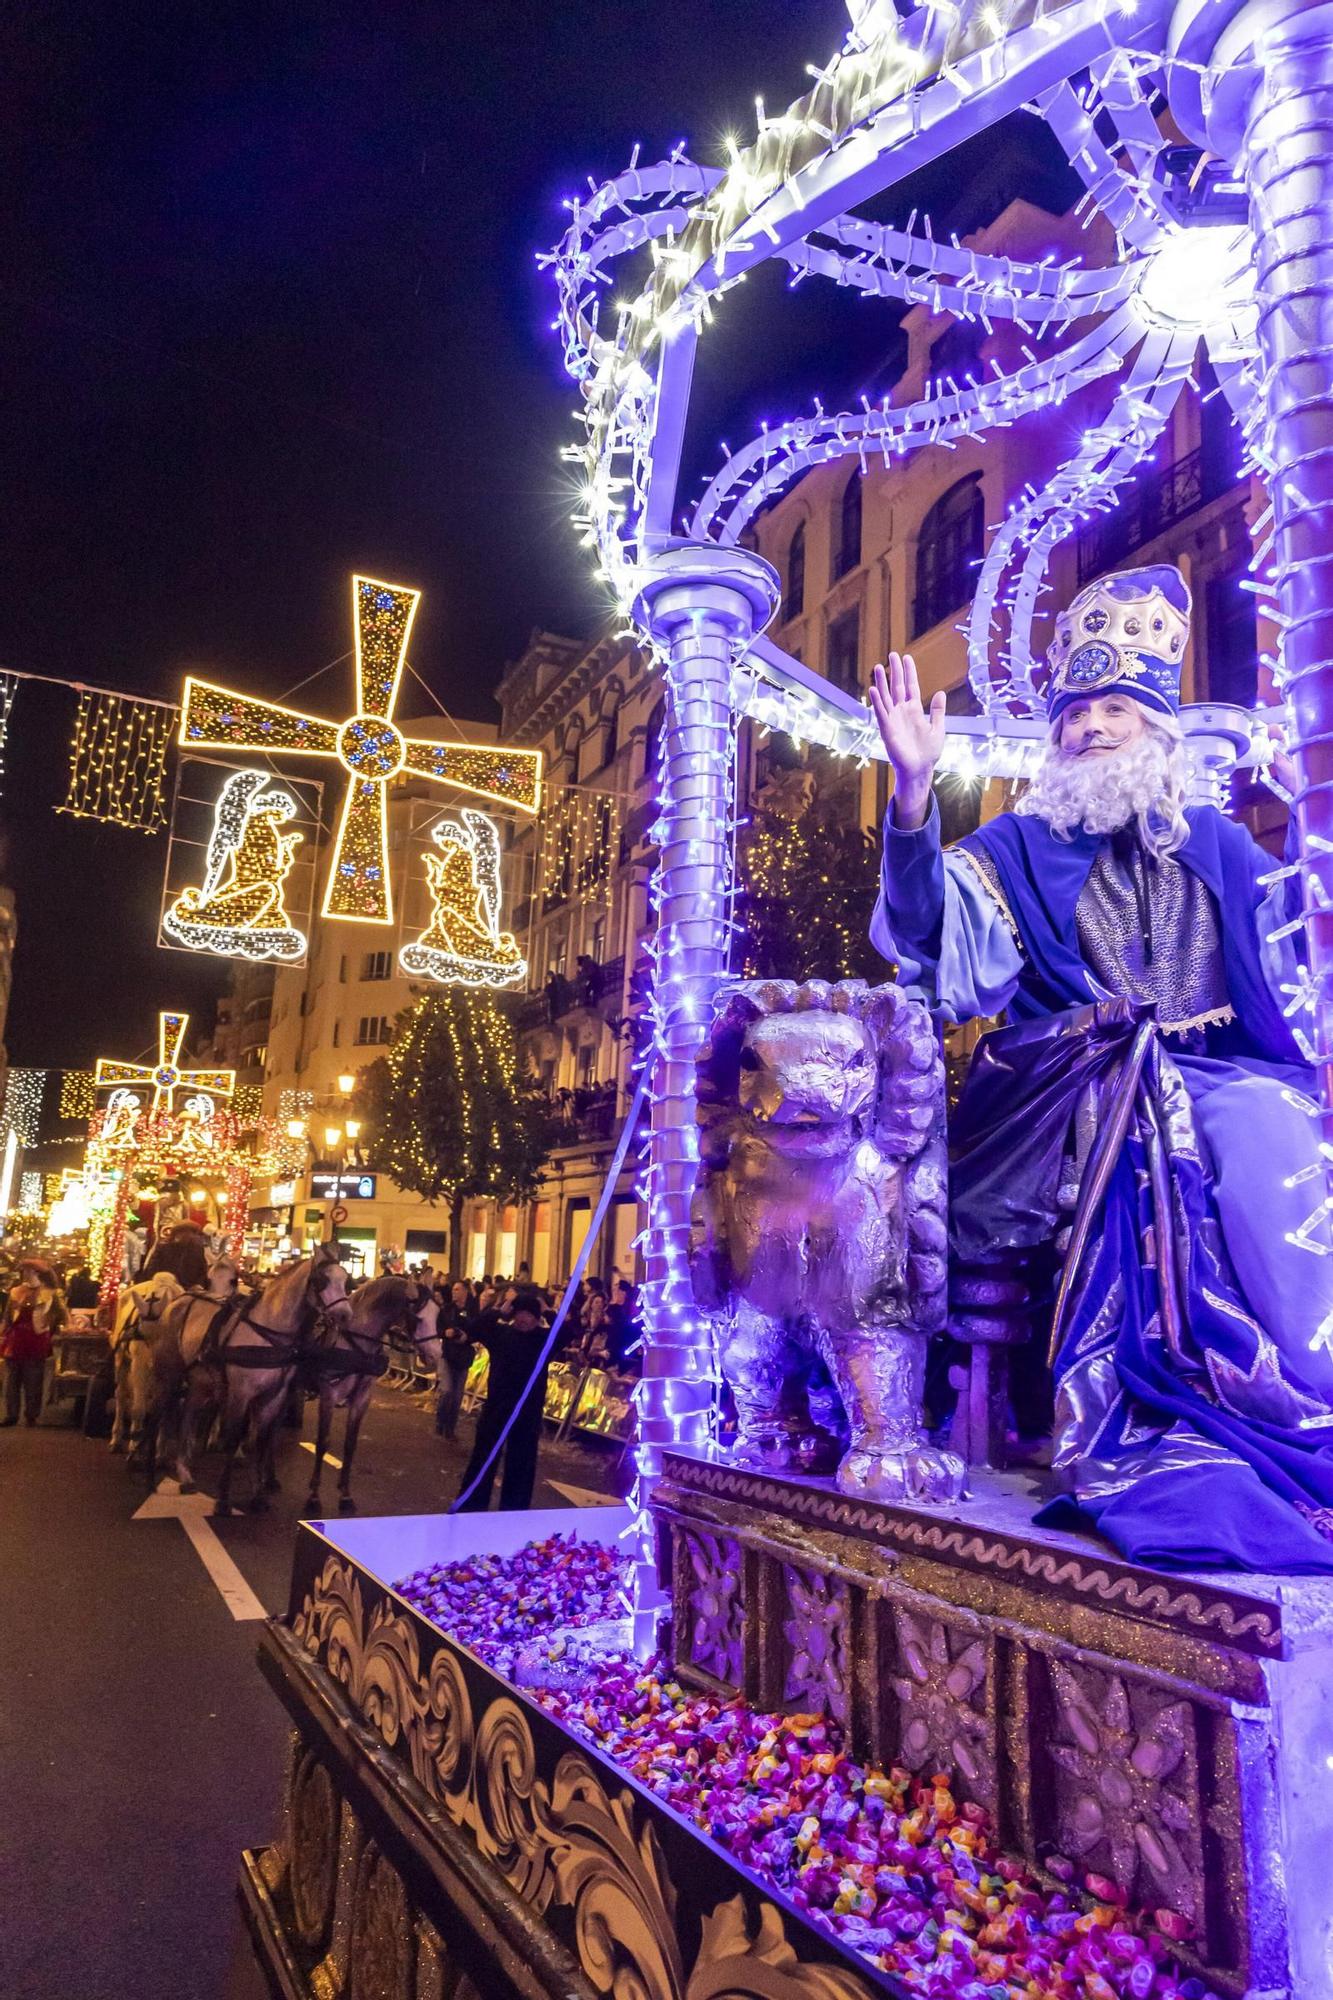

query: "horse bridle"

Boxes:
[218, 1257, 348, 1370]
[311, 1280, 437, 1380]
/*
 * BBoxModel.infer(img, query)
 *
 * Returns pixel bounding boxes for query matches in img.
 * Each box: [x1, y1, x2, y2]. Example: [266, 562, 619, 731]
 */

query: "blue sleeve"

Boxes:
[870, 795, 1023, 1023]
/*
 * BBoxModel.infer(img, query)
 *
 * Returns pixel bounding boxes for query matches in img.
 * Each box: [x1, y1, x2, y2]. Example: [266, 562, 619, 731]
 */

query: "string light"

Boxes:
[399, 808, 527, 989]
[162, 767, 308, 962]
[93, 1010, 235, 1115]
[0, 673, 18, 799]
[59, 691, 174, 833]
[59, 1070, 95, 1120]
[538, 785, 622, 903]
[234, 1085, 263, 1123]
[179, 574, 543, 925]
[17, 1172, 40, 1211]
[2, 1069, 44, 1146]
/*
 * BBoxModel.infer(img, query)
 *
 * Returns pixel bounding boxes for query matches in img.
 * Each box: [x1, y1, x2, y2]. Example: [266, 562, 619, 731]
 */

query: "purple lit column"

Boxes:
[1242, 2, 1333, 1122]
[630, 543, 779, 1607]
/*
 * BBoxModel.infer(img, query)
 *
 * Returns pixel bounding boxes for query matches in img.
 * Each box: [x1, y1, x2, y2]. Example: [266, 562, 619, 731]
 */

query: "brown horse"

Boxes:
[303, 1278, 440, 1515]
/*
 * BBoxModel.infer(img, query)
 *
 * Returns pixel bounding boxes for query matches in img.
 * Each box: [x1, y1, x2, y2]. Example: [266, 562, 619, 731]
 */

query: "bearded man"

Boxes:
[871, 563, 1333, 1572]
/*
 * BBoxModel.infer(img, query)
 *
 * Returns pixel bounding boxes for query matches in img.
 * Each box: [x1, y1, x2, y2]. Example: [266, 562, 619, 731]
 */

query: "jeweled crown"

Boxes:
[1045, 564, 1192, 723]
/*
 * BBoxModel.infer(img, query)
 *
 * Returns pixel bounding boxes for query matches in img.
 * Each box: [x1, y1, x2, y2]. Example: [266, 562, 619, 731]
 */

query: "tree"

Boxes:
[360, 989, 557, 1272]
[735, 752, 885, 982]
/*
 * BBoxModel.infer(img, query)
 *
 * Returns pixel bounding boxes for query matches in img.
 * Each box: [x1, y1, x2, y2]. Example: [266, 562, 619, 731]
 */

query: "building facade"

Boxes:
[251, 190, 1264, 1285]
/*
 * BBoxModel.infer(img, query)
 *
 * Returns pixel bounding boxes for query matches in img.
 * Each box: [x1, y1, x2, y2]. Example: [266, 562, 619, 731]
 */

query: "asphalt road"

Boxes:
[0, 1382, 627, 2000]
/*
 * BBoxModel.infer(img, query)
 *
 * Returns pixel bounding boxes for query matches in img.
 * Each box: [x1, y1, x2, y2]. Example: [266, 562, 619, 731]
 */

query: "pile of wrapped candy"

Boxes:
[395, 1536, 1215, 2000]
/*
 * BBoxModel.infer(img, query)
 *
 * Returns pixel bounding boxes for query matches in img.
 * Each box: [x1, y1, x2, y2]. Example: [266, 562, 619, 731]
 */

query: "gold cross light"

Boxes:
[94, 1010, 236, 1116]
[178, 574, 543, 924]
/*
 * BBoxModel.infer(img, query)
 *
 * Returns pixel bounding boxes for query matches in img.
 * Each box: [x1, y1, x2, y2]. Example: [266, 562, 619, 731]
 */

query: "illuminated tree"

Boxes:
[736, 755, 883, 982]
[359, 990, 556, 1272]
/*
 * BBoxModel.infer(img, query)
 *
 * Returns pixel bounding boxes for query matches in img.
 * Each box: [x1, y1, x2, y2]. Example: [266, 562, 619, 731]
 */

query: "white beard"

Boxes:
[1015, 727, 1188, 856]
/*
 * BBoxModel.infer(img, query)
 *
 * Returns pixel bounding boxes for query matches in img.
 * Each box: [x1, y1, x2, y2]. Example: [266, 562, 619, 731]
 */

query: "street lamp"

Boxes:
[285, 1117, 306, 1140]
[337, 1073, 356, 1098]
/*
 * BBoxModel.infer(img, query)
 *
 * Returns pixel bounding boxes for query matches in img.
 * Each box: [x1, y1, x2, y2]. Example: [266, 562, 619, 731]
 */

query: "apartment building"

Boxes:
[248, 186, 1262, 1283]
[256, 713, 535, 1276]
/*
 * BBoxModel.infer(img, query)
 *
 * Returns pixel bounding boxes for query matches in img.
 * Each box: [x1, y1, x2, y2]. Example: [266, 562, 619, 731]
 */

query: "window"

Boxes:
[1205, 564, 1259, 707]
[929, 318, 985, 382]
[602, 705, 618, 768]
[339, 955, 347, 983]
[644, 698, 666, 784]
[252, 1044, 267, 1069]
[361, 950, 392, 981]
[354, 1016, 392, 1046]
[577, 1042, 596, 1086]
[590, 918, 606, 963]
[833, 473, 862, 582]
[782, 522, 806, 623]
[913, 476, 984, 638]
[826, 608, 861, 692]
[332, 1020, 341, 1048]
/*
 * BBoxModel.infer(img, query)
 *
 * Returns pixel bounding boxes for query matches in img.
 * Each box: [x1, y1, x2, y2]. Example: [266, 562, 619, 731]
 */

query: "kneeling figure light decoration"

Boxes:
[162, 768, 307, 962]
[399, 808, 527, 990]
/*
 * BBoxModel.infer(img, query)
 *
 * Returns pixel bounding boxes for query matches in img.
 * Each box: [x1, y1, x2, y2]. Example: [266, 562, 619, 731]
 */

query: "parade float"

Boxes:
[235, 5, 1333, 1999]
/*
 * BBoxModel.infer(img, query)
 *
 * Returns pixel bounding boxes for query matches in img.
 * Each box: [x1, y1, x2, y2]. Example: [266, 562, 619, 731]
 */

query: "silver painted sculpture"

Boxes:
[690, 978, 964, 1504]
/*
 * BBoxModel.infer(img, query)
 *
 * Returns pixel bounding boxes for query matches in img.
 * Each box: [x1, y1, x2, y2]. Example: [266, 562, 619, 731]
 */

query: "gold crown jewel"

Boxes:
[1048, 574, 1191, 677]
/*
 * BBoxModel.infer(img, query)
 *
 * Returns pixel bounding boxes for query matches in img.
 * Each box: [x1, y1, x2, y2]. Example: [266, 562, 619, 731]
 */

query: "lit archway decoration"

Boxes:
[179, 575, 543, 924]
[94, 1010, 235, 1115]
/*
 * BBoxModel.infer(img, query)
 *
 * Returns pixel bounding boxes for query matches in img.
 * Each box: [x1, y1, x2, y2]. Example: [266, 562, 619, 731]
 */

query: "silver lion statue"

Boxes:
[690, 978, 964, 1505]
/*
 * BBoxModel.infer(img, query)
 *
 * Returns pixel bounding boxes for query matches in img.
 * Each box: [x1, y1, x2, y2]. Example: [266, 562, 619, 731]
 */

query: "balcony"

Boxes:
[1076, 445, 1238, 584]
[549, 1080, 619, 1144]
[520, 957, 626, 1031]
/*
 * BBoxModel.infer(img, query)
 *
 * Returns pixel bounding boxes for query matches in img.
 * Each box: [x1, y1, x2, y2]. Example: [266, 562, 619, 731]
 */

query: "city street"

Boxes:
[0, 1389, 626, 2000]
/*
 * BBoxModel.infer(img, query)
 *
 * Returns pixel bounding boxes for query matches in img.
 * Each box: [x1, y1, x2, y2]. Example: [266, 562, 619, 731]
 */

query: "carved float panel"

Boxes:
[239, 1527, 895, 2000]
[655, 1450, 1301, 1998]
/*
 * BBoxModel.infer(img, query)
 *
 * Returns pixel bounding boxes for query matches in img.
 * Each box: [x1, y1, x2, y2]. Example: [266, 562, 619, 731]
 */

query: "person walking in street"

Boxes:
[0, 1257, 67, 1427]
[455, 1291, 551, 1511]
[434, 1279, 477, 1440]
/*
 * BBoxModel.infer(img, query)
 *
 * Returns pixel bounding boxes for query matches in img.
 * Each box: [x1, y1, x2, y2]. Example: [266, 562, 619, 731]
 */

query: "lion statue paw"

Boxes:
[836, 1441, 966, 1506]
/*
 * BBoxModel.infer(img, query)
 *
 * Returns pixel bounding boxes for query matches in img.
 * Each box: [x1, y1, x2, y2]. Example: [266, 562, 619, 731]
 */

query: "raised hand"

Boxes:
[868, 653, 946, 829]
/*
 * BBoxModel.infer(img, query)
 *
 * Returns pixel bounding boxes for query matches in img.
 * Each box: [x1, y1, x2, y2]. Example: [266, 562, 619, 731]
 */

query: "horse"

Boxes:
[143, 1253, 242, 1491]
[210, 1245, 351, 1516]
[109, 1271, 184, 1464]
[303, 1277, 441, 1515]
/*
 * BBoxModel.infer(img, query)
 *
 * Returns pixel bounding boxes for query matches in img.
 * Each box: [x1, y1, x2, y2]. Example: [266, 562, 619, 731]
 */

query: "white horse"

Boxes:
[303, 1278, 441, 1514]
[109, 1271, 184, 1461]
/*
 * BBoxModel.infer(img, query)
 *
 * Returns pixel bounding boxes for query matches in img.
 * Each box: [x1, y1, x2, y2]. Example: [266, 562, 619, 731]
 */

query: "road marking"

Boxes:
[547, 1479, 620, 1509]
[300, 1440, 344, 1469]
[133, 1491, 268, 1621]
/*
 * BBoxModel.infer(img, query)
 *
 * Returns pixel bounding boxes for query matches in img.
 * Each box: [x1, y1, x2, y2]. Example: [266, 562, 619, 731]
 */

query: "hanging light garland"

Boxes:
[59, 690, 175, 834]
[2, 1068, 44, 1146]
[59, 1070, 95, 1120]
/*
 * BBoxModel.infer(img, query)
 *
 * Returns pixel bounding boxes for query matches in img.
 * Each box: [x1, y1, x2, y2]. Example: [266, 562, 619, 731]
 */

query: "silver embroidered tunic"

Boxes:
[1075, 836, 1231, 1032]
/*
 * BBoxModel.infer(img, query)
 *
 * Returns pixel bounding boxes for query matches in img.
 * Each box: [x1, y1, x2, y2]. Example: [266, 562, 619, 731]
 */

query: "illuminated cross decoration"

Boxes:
[179, 574, 543, 924]
[93, 1010, 236, 1116]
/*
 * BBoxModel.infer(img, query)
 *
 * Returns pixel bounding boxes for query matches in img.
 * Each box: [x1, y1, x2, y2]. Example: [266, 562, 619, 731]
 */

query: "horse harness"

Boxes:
[212, 1264, 345, 1372]
[304, 1283, 437, 1384]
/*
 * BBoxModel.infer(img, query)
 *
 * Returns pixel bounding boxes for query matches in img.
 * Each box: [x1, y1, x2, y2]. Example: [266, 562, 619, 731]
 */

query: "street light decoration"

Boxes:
[399, 808, 528, 990]
[178, 575, 544, 925]
[93, 1010, 235, 1116]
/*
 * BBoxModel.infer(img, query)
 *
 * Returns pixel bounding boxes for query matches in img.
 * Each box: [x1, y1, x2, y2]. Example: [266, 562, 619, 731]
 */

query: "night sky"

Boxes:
[0, 1, 1067, 1074]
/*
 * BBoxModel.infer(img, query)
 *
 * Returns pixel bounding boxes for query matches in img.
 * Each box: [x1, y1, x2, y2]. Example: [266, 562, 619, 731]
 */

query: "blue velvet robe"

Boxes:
[873, 799, 1333, 1572]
